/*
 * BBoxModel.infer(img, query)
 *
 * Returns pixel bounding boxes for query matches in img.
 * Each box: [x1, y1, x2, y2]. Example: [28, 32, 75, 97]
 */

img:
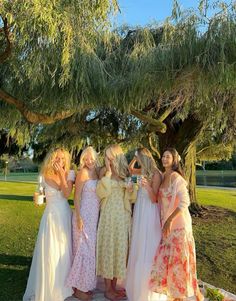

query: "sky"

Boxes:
[115, 0, 231, 26]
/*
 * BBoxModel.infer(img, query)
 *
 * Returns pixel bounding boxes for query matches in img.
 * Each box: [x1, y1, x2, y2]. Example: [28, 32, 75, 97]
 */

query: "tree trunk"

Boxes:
[156, 114, 204, 214]
[182, 143, 203, 215]
[183, 143, 197, 203]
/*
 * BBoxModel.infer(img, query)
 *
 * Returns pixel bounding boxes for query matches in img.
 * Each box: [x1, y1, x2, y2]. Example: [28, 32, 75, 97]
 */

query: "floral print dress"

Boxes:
[150, 177, 201, 299]
[96, 175, 137, 280]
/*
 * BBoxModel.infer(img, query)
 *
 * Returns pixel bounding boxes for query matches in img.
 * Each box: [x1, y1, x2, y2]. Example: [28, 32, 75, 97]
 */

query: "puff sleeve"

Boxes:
[96, 176, 112, 209]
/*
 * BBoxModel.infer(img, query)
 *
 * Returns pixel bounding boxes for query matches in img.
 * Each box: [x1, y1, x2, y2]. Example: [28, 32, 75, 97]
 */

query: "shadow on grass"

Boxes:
[0, 254, 32, 266]
[0, 267, 29, 301]
[0, 254, 32, 301]
[0, 194, 74, 206]
[0, 194, 33, 202]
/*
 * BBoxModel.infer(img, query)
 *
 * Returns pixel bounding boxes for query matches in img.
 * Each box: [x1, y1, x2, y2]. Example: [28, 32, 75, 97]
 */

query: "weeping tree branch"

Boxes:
[0, 16, 12, 63]
[0, 88, 76, 124]
[131, 109, 167, 133]
[158, 107, 173, 123]
[148, 133, 161, 158]
[197, 142, 234, 161]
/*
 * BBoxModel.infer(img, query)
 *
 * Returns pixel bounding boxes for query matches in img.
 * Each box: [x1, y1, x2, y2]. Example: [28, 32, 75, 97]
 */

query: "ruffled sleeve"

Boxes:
[96, 176, 112, 209]
[67, 169, 76, 182]
[176, 177, 190, 210]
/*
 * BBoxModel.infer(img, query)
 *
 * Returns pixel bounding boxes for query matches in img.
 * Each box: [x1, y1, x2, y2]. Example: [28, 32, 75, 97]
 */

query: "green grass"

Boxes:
[196, 170, 236, 176]
[197, 188, 236, 211]
[0, 172, 38, 182]
[0, 182, 235, 300]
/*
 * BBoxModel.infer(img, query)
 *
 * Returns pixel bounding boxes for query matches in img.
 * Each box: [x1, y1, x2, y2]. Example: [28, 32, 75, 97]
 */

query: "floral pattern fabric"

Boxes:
[150, 188, 200, 299]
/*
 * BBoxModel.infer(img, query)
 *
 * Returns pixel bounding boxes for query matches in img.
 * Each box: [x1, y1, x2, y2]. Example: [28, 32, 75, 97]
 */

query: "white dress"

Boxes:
[23, 171, 75, 301]
[126, 186, 163, 301]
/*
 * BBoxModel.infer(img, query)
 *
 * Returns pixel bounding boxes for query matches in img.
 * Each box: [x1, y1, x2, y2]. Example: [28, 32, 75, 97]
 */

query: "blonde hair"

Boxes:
[80, 146, 98, 169]
[41, 148, 71, 177]
[105, 144, 129, 179]
[136, 147, 159, 179]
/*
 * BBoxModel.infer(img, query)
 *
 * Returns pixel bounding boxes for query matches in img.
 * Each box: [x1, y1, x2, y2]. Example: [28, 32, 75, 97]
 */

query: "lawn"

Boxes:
[0, 182, 235, 301]
[0, 172, 38, 182]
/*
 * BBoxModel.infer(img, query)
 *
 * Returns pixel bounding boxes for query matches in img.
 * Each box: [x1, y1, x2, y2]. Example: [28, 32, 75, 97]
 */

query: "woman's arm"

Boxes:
[141, 171, 162, 203]
[162, 207, 181, 237]
[99, 166, 107, 179]
[74, 169, 88, 230]
[129, 157, 141, 175]
[54, 163, 73, 199]
[162, 174, 190, 237]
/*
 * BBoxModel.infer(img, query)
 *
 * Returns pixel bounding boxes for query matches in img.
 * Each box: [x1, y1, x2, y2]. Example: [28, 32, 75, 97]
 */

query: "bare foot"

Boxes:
[74, 289, 91, 300]
[115, 289, 127, 299]
[104, 291, 118, 301]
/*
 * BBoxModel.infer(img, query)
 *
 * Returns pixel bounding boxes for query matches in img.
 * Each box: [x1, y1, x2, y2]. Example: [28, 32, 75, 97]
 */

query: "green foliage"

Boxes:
[205, 287, 224, 301]
[0, 0, 235, 161]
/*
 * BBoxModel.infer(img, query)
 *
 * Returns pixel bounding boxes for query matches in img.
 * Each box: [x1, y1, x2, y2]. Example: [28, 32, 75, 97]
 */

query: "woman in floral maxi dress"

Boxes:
[66, 147, 100, 301]
[96, 144, 137, 301]
[150, 148, 203, 301]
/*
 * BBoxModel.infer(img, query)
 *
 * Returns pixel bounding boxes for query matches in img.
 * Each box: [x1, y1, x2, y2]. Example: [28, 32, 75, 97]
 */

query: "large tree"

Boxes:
[1, 1, 236, 210]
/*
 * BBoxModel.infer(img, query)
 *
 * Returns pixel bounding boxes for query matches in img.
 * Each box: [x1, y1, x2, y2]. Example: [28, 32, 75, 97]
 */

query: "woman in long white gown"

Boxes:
[126, 148, 163, 301]
[23, 148, 75, 301]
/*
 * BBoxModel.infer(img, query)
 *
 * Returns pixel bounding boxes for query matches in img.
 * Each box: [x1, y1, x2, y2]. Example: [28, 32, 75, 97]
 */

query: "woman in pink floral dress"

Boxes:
[66, 146, 100, 301]
[150, 148, 203, 301]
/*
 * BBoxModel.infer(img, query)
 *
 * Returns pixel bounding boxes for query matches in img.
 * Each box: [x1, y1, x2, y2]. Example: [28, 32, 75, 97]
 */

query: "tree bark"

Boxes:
[157, 114, 204, 210]
[0, 88, 76, 124]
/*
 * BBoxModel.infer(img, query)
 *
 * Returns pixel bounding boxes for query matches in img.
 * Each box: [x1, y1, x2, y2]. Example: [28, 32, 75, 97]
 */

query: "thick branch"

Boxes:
[0, 88, 76, 124]
[148, 134, 161, 158]
[158, 107, 173, 122]
[0, 17, 12, 63]
[131, 109, 167, 133]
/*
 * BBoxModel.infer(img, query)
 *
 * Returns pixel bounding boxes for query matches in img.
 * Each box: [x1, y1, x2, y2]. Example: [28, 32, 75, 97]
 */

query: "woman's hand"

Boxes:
[126, 180, 134, 192]
[140, 177, 151, 190]
[162, 217, 172, 238]
[77, 214, 83, 231]
[53, 162, 66, 178]
[105, 156, 112, 173]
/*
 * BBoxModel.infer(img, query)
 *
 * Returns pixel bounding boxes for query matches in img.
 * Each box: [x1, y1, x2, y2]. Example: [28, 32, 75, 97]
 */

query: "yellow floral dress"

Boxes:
[96, 175, 137, 280]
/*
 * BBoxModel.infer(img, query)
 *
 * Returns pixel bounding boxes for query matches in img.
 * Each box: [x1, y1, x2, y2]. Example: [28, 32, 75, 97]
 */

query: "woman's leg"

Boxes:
[111, 277, 126, 298]
[104, 278, 118, 301]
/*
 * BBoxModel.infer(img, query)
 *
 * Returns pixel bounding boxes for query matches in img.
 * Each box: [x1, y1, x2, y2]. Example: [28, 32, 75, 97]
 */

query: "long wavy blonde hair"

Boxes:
[136, 147, 159, 179]
[79, 146, 98, 169]
[41, 148, 71, 177]
[105, 144, 129, 179]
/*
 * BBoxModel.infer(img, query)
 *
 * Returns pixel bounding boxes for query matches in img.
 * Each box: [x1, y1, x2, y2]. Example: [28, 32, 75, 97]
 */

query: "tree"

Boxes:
[0, 1, 236, 212]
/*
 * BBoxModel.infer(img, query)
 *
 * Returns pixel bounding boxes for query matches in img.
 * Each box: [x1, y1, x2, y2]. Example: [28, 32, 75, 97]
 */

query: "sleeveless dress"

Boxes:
[66, 179, 100, 292]
[23, 171, 75, 301]
[126, 185, 162, 301]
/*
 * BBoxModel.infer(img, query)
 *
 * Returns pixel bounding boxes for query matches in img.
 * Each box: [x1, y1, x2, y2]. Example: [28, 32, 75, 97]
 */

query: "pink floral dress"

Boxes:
[66, 179, 99, 292]
[150, 177, 200, 299]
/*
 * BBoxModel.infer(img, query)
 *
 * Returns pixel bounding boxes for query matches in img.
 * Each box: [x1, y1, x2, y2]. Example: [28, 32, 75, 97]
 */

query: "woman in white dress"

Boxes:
[126, 147, 162, 301]
[23, 148, 75, 301]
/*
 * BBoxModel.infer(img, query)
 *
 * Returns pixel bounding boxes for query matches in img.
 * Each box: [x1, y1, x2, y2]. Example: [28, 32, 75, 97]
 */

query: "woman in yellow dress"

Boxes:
[96, 144, 137, 301]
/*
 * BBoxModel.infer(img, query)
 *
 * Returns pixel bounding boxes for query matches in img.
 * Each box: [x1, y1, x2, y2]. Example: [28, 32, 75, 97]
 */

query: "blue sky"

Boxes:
[115, 0, 232, 26]
[116, 0, 200, 26]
